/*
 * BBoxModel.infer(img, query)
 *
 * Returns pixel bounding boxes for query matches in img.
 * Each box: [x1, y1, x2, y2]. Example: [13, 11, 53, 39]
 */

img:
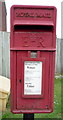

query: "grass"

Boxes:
[2, 77, 61, 119]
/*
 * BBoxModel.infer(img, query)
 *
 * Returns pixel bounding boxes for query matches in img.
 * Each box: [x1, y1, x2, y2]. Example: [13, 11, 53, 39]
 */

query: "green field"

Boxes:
[2, 77, 61, 119]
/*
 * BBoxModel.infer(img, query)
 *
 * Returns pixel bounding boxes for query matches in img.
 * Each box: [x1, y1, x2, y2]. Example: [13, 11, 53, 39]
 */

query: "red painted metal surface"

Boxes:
[10, 5, 57, 113]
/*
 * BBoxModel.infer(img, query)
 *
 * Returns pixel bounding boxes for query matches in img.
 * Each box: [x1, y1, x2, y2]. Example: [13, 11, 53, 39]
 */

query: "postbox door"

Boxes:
[16, 51, 53, 111]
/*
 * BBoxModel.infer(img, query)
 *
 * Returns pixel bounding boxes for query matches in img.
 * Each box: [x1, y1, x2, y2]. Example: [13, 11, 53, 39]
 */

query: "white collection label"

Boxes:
[24, 61, 42, 95]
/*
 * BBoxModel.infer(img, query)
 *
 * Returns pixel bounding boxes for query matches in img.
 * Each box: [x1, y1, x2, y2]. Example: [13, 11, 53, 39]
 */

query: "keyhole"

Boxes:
[19, 79, 22, 83]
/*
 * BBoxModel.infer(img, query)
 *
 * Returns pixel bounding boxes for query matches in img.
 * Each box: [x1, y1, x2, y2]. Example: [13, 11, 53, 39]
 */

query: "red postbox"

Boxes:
[10, 5, 57, 113]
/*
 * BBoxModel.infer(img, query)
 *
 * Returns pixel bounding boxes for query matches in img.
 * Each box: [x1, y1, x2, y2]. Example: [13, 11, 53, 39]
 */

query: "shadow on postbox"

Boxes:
[10, 5, 57, 114]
